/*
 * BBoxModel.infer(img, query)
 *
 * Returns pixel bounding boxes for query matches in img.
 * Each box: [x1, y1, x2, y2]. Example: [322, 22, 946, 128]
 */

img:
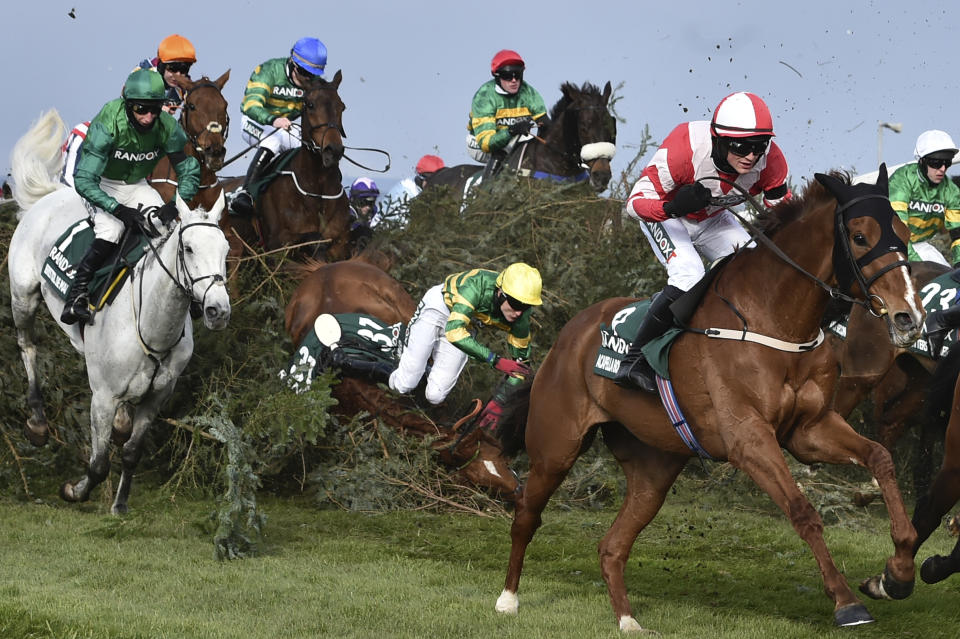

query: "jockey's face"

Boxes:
[496, 67, 523, 95]
[500, 298, 524, 323]
[924, 157, 951, 184]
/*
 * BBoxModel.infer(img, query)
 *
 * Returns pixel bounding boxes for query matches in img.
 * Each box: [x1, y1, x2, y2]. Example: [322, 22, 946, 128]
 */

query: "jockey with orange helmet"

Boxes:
[232, 37, 328, 216]
[136, 34, 198, 113]
[467, 50, 547, 174]
[614, 91, 791, 391]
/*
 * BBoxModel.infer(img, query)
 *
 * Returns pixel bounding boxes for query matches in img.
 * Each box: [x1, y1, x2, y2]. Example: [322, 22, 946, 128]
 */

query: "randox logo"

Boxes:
[273, 86, 304, 98]
[113, 149, 160, 162]
[909, 200, 946, 214]
[645, 221, 677, 262]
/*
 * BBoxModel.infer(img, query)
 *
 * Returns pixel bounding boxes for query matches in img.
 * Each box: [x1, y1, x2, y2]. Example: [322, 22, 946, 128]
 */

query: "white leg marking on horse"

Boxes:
[483, 460, 502, 478]
[618, 615, 644, 632]
[495, 589, 518, 614]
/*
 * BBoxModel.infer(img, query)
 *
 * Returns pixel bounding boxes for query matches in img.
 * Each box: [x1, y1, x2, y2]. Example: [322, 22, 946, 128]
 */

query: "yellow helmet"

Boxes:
[496, 262, 543, 306]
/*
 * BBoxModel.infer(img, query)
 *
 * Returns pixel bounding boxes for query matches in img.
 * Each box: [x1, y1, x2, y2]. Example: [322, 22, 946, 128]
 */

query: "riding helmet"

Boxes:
[416, 154, 445, 175]
[496, 263, 543, 306]
[157, 34, 197, 63]
[914, 130, 959, 161]
[710, 92, 775, 138]
[290, 37, 327, 76]
[122, 69, 167, 102]
[491, 49, 525, 76]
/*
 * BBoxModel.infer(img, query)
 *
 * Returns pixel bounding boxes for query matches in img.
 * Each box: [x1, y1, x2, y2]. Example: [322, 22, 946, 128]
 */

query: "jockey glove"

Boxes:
[663, 182, 712, 218]
[492, 356, 531, 378]
[158, 201, 178, 224]
[476, 397, 504, 431]
[508, 119, 534, 137]
[113, 204, 144, 227]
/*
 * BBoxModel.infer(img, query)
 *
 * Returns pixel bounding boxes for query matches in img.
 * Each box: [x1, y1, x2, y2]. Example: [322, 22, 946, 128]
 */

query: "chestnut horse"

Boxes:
[426, 81, 617, 198]
[222, 71, 353, 262]
[284, 260, 521, 500]
[494, 169, 924, 631]
[149, 72, 231, 211]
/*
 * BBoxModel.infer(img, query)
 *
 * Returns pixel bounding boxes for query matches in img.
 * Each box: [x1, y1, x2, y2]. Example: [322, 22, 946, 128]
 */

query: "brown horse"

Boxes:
[493, 169, 924, 630]
[223, 71, 353, 263]
[149, 72, 231, 211]
[284, 260, 521, 500]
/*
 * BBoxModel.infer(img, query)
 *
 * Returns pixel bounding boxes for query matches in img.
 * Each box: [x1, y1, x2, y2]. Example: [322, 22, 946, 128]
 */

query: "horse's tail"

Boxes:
[495, 377, 533, 457]
[927, 344, 960, 431]
[10, 109, 67, 214]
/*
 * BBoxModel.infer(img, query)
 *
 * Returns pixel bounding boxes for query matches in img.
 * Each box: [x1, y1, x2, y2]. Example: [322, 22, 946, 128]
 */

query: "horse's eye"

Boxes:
[188, 103, 197, 111]
[853, 232, 869, 246]
[304, 101, 314, 110]
[184, 246, 194, 254]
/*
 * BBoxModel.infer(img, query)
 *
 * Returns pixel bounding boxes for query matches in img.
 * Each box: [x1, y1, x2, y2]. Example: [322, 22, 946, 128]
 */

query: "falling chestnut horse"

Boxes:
[284, 259, 521, 500]
[148, 72, 231, 211]
[493, 168, 924, 631]
[222, 71, 353, 263]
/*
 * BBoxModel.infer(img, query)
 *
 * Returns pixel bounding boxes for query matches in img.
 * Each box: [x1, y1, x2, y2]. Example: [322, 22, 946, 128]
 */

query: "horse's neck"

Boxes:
[131, 230, 190, 347]
[522, 115, 578, 176]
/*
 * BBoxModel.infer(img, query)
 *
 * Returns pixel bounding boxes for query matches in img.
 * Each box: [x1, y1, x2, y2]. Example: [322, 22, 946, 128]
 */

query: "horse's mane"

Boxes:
[753, 170, 850, 236]
[550, 82, 604, 120]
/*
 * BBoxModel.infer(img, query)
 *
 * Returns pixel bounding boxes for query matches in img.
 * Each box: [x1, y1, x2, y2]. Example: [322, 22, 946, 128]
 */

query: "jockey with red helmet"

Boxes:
[467, 50, 547, 175]
[614, 91, 791, 391]
[232, 37, 328, 216]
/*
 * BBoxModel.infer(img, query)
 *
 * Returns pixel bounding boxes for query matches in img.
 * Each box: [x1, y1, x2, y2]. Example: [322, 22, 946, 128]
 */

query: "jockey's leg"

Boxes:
[613, 285, 683, 392]
[925, 303, 960, 359]
[60, 238, 116, 326]
[232, 147, 274, 216]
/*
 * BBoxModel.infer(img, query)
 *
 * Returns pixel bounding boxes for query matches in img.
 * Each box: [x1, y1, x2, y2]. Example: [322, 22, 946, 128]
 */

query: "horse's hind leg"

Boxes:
[61, 391, 116, 504]
[915, 397, 960, 584]
[495, 419, 598, 615]
[598, 422, 687, 633]
[10, 273, 50, 446]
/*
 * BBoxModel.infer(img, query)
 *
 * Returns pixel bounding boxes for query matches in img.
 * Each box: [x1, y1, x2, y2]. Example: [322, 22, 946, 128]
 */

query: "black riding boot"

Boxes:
[925, 303, 960, 359]
[613, 285, 684, 392]
[481, 152, 505, 182]
[231, 147, 274, 216]
[60, 238, 117, 326]
[329, 348, 394, 383]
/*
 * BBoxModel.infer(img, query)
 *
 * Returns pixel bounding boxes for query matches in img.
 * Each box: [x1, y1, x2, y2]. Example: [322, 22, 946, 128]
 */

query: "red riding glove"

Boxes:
[491, 356, 531, 378]
[476, 398, 504, 431]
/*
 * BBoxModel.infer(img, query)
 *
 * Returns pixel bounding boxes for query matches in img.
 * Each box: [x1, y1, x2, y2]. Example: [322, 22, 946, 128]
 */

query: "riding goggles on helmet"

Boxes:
[726, 137, 770, 158]
[504, 294, 532, 313]
[926, 157, 953, 169]
[165, 62, 192, 74]
[129, 101, 163, 115]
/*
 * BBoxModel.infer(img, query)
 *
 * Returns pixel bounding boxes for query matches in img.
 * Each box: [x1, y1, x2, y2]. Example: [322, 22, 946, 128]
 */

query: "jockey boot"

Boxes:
[925, 303, 960, 360]
[613, 285, 684, 392]
[329, 347, 394, 383]
[60, 238, 117, 326]
[231, 147, 274, 216]
[481, 151, 506, 182]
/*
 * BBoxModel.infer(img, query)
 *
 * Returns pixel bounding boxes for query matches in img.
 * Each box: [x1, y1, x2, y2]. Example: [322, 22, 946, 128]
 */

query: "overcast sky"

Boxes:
[3, 1, 957, 193]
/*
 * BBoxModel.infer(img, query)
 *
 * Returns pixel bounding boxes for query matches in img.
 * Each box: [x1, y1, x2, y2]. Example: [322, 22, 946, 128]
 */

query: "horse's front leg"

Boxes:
[61, 390, 117, 504]
[729, 414, 877, 626]
[112, 390, 169, 515]
[786, 409, 917, 602]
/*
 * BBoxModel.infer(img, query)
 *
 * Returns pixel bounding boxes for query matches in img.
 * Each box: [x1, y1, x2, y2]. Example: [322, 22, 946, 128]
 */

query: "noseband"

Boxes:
[179, 82, 229, 155]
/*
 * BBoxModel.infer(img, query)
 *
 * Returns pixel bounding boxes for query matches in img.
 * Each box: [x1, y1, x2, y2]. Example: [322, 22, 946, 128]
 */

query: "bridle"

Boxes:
[178, 81, 229, 157]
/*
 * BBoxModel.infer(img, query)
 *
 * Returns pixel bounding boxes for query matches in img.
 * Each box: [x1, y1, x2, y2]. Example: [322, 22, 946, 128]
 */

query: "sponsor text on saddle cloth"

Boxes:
[42, 219, 149, 311]
[594, 299, 679, 380]
[280, 312, 406, 394]
[826, 268, 960, 359]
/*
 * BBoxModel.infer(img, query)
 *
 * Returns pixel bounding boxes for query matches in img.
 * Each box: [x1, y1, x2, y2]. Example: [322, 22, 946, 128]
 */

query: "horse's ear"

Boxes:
[602, 81, 612, 104]
[175, 191, 189, 216]
[876, 163, 889, 192]
[814, 172, 845, 197]
[215, 69, 230, 90]
[332, 69, 342, 88]
[211, 189, 226, 218]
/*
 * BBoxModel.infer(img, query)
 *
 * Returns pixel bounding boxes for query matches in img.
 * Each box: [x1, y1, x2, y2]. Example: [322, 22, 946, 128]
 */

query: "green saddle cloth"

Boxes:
[42, 219, 150, 309]
[593, 300, 682, 381]
[248, 148, 301, 200]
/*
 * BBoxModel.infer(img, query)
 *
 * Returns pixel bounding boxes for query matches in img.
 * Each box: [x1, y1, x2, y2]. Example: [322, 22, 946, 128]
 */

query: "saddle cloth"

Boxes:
[593, 299, 683, 381]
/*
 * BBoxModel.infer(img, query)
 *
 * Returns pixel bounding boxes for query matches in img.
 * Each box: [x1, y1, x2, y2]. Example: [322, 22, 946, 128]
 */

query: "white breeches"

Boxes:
[388, 284, 468, 405]
[912, 241, 950, 266]
[87, 178, 164, 243]
[240, 114, 301, 155]
[639, 210, 752, 291]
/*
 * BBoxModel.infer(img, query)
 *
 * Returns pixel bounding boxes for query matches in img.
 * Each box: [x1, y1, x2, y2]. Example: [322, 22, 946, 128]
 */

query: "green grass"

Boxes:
[1, 477, 958, 639]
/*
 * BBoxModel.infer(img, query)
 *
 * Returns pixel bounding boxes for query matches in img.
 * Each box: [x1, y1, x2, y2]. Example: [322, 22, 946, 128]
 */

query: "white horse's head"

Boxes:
[174, 191, 231, 330]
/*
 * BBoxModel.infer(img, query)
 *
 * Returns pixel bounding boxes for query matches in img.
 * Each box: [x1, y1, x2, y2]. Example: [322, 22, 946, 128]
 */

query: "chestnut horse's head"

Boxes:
[177, 70, 230, 171]
[300, 70, 345, 168]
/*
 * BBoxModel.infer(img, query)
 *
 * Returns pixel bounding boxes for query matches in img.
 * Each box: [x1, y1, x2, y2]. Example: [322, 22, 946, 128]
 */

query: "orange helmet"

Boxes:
[158, 34, 197, 63]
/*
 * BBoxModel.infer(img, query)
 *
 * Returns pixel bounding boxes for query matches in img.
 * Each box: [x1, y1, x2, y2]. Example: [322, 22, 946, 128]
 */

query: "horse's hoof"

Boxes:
[111, 503, 129, 516]
[858, 575, 885, 600]
[59, 481, 78, 502]
[619, 616, 660, 634]
[880, 566, 914, 599]
[834, 603, 875, 626]
[920, 555, 955, 585]
[23, 418, 49, 447]
[495, 589, 518, 614]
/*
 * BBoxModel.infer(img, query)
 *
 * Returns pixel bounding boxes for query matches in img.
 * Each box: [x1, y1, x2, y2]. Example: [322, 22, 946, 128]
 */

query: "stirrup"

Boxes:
[60, 295, 91, 326]
[927, 329, 949, 360]
[230, 191, 254, 217]
[614, 357, 658, 393]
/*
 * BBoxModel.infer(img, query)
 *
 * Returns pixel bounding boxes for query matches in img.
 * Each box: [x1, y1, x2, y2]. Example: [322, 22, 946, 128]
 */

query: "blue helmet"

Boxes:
[290, 37, 327, 76]
[350, 177, 380, 200]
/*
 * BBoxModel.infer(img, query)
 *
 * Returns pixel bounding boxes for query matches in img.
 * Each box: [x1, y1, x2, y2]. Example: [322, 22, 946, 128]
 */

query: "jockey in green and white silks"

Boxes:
[467, 49, 547, 163]
[389, 264, 541, 406]
[61, 68, 199, 326]
[232, 37, 327, 216]
[888, 130, 960, 266]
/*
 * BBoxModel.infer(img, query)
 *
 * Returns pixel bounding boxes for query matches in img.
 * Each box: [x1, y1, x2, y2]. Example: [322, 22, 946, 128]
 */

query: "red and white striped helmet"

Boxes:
[710, 92, 775, 138]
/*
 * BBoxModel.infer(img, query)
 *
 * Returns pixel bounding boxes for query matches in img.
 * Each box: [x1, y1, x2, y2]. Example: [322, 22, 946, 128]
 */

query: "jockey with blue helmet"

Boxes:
[232, 37, 328, 216]
[348, 177, 382, 229]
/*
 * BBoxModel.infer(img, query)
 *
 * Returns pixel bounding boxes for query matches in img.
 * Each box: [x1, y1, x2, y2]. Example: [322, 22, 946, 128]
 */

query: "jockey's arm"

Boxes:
[163, 126, 201, 202]
[73, 122, 122, 213]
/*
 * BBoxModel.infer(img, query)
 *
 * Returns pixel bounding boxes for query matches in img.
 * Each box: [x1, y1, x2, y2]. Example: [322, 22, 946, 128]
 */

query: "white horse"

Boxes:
[8, 109, 232, 514]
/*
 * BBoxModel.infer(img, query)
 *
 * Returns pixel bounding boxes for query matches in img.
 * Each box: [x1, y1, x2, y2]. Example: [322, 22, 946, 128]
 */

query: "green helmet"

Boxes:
[122, 69, 166, 102]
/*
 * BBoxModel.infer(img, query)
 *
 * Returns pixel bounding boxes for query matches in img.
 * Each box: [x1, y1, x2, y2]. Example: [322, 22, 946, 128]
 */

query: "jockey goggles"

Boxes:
[129, 101, 163, 115]
[504, 294, 532, 313]
[926, 157, 952, 169]
[497, 69, 523, 81]
[726, 137, 770, 158]
[165, 62, 192, 74]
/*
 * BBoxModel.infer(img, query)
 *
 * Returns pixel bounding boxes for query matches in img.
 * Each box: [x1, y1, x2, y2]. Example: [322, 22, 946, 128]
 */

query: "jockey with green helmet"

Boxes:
[61, 69, 201, 326]
[232, 37, 328, 216]
[388, 263, 542, 430]
[467, 50, 547, 176]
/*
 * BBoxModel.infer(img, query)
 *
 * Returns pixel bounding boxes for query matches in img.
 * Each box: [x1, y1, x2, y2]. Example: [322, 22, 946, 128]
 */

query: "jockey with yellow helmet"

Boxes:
[615, 91, 792, 391]
[61, 69, 200, 326]
[467, 50, 547, 177]
[388, 263, 542, 430]
[232, 37, 328, 216]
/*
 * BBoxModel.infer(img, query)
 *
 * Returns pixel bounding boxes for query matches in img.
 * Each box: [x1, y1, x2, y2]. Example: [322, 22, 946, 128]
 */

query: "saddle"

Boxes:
[43, 219, 151, 311]
[228, 148, 301, 218]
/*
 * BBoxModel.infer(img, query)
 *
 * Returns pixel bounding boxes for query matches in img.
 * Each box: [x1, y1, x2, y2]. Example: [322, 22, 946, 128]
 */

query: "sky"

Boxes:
[3, 1, 958, 195]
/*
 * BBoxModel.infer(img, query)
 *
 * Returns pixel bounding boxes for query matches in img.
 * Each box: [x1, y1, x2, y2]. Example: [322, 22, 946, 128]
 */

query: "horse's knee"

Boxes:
[88, 454, 110, 484]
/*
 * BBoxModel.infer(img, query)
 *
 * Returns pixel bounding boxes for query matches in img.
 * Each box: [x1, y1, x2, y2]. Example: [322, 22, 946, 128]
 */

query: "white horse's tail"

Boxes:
[10, 109, 67, 214]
